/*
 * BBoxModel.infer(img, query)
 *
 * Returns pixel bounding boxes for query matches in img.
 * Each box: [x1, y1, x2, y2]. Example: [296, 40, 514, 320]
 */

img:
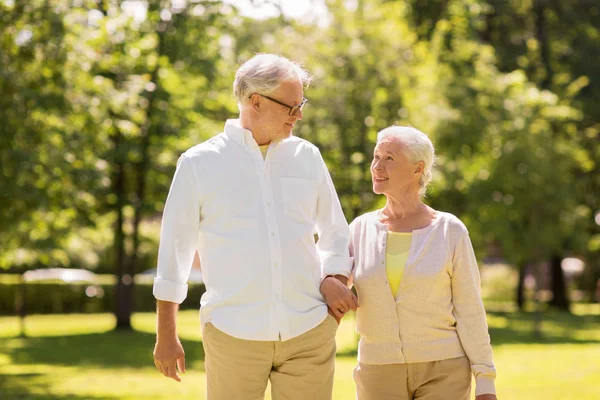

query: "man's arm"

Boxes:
[152, 154, 202, 381]
[153, 300, 186, 382]
[313, 148, 357, 319]
[153, 155, 202, 304]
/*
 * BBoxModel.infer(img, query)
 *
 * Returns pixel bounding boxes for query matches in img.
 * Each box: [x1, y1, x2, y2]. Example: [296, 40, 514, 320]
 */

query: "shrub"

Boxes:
[0, 274, 205, 316]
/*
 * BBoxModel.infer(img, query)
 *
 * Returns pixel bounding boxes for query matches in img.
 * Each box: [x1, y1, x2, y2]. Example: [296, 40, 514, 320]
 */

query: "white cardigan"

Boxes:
[350, 210, 496, 396]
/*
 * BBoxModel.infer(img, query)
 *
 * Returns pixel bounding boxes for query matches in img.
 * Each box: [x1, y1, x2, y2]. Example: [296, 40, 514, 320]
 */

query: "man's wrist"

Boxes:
[156, 332, 179, 344]
[327, 274, 348, 284]
[321, 274, 348, 286]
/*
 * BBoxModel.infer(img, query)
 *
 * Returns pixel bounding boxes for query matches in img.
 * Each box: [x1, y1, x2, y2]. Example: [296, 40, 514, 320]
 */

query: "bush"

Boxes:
[480, 263, 518, 303]
[0, 274, 205, 316]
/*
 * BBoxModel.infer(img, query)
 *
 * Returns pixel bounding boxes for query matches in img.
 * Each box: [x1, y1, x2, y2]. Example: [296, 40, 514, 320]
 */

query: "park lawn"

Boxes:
[0, 305, 599, 399]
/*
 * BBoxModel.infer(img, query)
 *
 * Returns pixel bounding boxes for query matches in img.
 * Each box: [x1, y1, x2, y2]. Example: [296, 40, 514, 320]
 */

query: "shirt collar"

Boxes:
[224, 119, 256, 148]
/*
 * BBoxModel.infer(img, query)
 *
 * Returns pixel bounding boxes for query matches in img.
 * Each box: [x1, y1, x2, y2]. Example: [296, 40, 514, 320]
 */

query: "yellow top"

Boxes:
[385, 231, 412, 298]
[259, 144, 269, 160]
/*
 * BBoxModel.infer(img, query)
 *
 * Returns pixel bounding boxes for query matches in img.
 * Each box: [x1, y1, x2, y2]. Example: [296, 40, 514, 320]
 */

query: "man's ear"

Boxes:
[249, 93, 261, 111]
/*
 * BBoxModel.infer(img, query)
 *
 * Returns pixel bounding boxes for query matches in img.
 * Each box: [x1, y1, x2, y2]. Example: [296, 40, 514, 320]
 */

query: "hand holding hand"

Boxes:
[320, 275, 359, 320]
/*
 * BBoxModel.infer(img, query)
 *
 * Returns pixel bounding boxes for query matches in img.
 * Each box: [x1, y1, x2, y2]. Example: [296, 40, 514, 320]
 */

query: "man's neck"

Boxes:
[239, 114, 272, 146]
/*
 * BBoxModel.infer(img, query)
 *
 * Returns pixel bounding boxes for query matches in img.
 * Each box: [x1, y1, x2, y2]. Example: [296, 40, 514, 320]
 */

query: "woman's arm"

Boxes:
[451, 232, 497, 397]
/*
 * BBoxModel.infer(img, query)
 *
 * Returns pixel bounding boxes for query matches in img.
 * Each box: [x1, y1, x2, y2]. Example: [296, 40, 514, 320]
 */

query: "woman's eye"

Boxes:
[387, 156, 393, 161]
[374, 155, 380, 160]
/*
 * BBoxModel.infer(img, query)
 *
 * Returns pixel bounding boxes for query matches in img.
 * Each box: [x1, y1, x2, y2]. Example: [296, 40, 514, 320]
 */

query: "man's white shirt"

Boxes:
[153, 119, 353, 341]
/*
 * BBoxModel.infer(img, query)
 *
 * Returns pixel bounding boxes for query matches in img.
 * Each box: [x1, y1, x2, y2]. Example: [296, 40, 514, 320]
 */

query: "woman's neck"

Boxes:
[382, 192, 424, 220]
[379, 191, 436, 232]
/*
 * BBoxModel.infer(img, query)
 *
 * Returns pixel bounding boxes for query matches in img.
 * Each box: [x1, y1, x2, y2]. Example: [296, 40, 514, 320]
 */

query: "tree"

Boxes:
[0, 0, 105, 270]
[81, 0, 236, 329]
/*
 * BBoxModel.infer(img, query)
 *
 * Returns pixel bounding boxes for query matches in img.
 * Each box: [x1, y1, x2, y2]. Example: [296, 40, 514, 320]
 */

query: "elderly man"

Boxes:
[152, 54, 357, 400]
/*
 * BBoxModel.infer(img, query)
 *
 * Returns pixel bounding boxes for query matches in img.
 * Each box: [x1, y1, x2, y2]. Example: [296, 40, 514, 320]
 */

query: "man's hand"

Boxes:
[320, 275, 358, 320]
[154, 300, 185, 382]
[476, 394, 497, 400]
[153, 338, 186, 382]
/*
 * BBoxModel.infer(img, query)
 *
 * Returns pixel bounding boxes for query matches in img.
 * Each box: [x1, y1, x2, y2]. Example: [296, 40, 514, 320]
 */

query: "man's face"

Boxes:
[256, 79, 304, 142]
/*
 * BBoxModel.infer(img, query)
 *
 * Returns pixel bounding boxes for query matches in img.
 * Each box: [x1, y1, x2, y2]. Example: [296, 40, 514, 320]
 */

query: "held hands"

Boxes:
[153, 338, 186, 382]
[476, 395, 497, 400]
[320, 275, 359, 320]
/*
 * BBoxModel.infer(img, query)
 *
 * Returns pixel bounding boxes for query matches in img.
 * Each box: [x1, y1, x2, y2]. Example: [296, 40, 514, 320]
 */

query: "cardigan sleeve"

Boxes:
[347, 218, 359, 287]
[451, 232, 497, 396]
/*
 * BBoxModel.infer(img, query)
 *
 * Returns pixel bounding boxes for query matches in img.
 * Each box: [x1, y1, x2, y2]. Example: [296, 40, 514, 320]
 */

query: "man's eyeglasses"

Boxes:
[250, 93, 308, 116]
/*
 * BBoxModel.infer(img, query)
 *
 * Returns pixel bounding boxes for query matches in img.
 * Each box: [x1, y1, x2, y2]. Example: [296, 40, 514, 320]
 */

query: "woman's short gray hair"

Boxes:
[377, 126, 436, 197]
[233, 54, 312, 108]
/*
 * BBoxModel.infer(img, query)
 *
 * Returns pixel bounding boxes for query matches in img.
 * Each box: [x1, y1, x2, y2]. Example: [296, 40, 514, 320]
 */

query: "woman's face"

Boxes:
[371, 138, 422, 196]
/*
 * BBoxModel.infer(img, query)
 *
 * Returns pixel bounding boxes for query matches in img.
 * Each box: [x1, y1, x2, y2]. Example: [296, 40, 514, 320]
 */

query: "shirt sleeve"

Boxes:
[347, 219, 358, 287]
[313, 149, 353, 278]
[451, 232, 497, 396]
[153, 154, 202, 304]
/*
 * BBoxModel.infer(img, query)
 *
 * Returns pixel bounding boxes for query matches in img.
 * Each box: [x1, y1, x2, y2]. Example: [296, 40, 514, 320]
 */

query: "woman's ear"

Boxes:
[414, 160, 424, 174]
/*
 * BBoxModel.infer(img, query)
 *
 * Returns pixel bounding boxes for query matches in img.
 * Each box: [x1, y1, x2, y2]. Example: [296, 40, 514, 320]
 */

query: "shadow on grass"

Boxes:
[487, 310, 600, 346]
[2, 330, 204, 369]
[0, 371, 119, 400]
[0, 380, 117, 400]
[0, 330, 205, 399]
[336, 310, 600, 358]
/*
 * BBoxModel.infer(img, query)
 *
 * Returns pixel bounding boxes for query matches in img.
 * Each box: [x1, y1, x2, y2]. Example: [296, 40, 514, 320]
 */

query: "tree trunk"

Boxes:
[534, 0, 553, 90]
[532, 262, 543, 339]
[116, 2, 171, 330]
[112, 129, 133, 330]
[516, 262, 526, 311]
[549, 254, 570, 312]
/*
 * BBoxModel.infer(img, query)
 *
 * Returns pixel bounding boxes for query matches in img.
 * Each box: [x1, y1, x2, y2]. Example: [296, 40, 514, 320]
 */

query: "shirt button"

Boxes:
[267, 202, 272, 206]
[271, 232, 276, 237]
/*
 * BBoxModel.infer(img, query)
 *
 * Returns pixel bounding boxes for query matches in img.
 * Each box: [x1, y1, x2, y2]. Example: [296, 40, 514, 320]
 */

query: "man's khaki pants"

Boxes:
[202, 314, 338, 400]
[353, 356, 471, 400]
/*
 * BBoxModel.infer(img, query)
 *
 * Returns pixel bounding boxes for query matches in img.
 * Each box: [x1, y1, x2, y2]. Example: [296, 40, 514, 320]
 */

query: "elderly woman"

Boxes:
[349, 126, 497, 400]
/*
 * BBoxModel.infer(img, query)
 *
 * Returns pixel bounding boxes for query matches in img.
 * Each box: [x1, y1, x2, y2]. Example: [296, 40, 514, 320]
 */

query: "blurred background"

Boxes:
[0, 0, 598, 399]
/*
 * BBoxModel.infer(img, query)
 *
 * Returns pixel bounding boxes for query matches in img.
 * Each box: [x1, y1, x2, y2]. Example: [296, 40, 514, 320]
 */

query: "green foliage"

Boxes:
[0, 0, 598, 305]
[0, 276, 205, 316]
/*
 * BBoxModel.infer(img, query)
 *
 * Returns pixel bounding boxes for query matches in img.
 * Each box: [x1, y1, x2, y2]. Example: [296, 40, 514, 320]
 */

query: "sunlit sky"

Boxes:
[223, 0, 328, 21]
[117, 0, 329, 24]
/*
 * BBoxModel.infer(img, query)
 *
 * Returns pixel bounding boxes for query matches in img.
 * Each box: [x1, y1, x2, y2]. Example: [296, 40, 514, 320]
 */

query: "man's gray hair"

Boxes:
[233, 54, 312, 108]
[377, 126, 436, 197]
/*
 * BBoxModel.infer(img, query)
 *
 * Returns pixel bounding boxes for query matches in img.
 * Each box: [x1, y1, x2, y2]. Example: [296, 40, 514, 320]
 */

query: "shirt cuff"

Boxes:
[153, 277, 188, 304]
[475, 375, 496, 396]
[321, 256, 353, 279]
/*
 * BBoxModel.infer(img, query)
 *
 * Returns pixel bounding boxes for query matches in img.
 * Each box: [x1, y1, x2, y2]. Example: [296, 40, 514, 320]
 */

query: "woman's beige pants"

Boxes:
[354, 356, 471, 400]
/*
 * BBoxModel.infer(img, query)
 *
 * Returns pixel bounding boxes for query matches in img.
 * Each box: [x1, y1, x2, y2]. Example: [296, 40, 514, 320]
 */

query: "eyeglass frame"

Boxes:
[249, 93, 308, 116]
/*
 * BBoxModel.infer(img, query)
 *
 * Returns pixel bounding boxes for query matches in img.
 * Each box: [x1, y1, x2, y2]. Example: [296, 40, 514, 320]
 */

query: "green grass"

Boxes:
[1, 305, 599, 399]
